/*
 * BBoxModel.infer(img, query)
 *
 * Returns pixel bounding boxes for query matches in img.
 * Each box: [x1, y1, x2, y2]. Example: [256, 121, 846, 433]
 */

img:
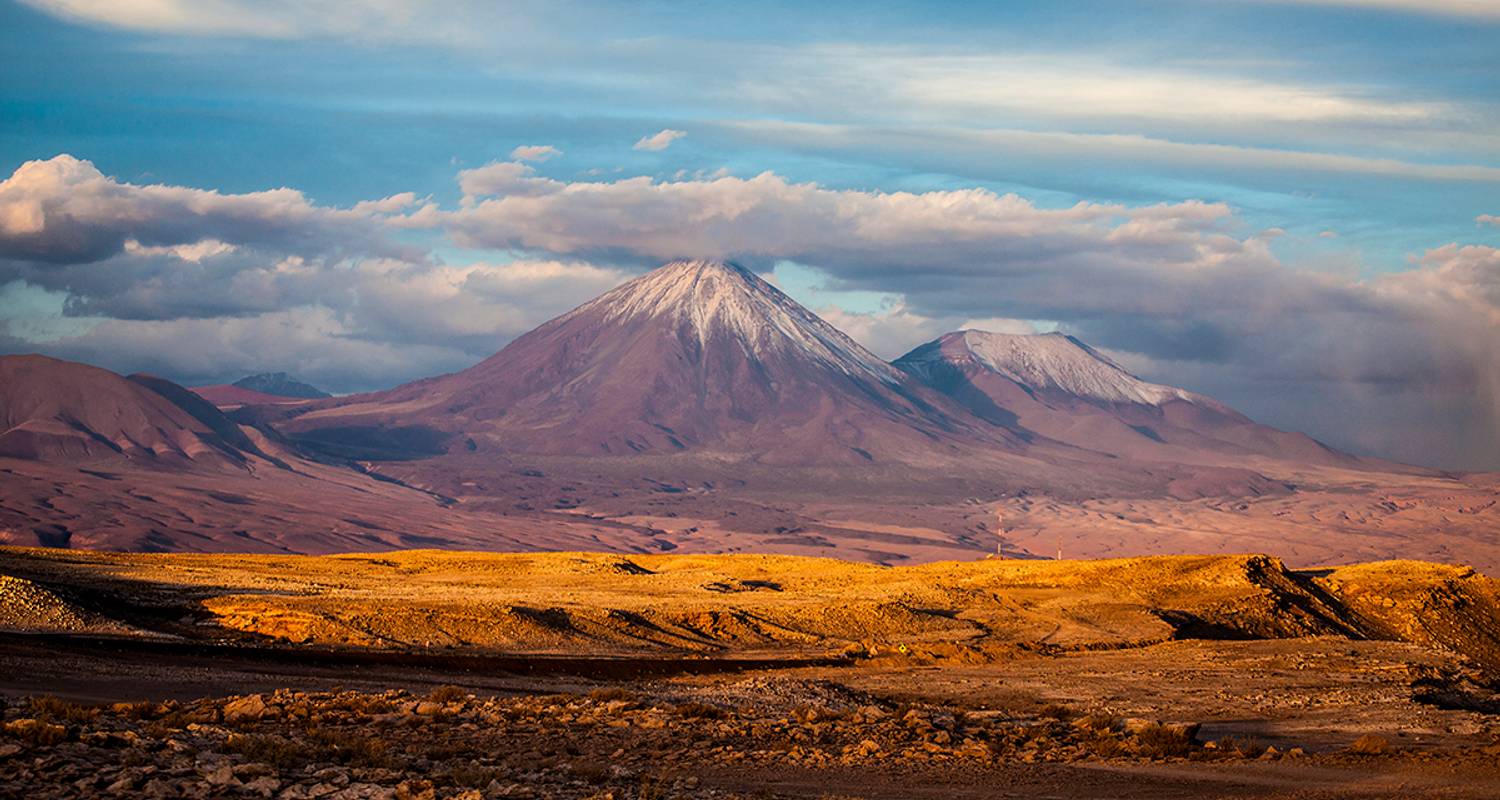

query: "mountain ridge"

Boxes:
[3, 259, 1491, 567]
[894, 328, 1361, 468]
[282, 259, 1013, 465]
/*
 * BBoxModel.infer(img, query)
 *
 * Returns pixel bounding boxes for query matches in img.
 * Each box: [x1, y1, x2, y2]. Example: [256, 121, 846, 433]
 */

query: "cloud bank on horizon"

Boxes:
[0, 0, 1497, 470]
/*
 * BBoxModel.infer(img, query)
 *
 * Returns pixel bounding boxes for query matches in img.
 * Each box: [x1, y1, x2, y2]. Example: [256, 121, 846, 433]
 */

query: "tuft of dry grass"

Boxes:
[427, 685, 469, 704]
[3, 719, 68, 747]
[673, 701, 726, 720]
[1038, 703, 1074, 721]
[28, 696, 97, 724]
[1131, 722, 1195, 758]
[1347, 733, 1392, 755]
[1214, 736, 1267, 759]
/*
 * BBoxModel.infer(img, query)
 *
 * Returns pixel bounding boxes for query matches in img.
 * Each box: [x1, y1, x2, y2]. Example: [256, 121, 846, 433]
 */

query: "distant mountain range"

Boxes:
[1, 259, 1495, 568]
[271, 260, 1344, 470]
[192, 372, 329, 408]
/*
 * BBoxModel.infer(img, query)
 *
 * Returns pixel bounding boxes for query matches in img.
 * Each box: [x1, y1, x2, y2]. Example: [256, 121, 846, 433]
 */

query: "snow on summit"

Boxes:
[568, 259, 904, 383]
[906, 330, 1213, 407]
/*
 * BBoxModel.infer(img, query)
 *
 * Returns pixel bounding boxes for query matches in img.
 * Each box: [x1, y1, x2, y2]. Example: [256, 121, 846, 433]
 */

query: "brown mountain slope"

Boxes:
[0, 355, 252, 468]
[192, 384, 308, 409]
[280, 260, 1016, 466]
[894, 330, 1372, 469]
[0, 355, 667, 553]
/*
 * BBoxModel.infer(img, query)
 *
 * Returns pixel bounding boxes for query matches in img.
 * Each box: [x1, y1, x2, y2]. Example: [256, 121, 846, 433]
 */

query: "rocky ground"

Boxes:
[3, 547, 1500, 797]
[6, 677, 1500, 800]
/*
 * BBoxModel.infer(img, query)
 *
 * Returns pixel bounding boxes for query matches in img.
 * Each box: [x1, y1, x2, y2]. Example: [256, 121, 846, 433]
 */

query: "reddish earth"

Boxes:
[191, 385, 308, 409]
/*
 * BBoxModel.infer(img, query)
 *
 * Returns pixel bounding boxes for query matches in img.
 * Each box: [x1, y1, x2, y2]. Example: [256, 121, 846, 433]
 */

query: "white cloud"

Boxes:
[716, 120, 1500, 183]
[0, 154, 410, 264]
[17, 0, 486, 41]
[397, 160, 1500, 462]
[0, 155, 636, 388]
[122, 238, 237, 262]
[810, 50, 1449, 125]
[1258, 1, 1500, 21]
[1479, 214, 1500, 227]
[351, 192, 419, 215]
[3, 154, 1497, 467]
[455, 161, 556, 201]
[424, 159, 1240, 270]
[509, 144, 561, 162]
[633, 129, 687, 152]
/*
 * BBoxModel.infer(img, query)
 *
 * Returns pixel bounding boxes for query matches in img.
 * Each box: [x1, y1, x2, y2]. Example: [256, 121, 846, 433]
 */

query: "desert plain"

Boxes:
[1, 546, 1498, 799]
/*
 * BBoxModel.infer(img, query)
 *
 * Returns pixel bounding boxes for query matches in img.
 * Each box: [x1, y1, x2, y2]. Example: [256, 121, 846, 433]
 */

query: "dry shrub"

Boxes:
[428, 685, 469, 704]
[28, 696, 97, 724]
[226, 733, 307, 768]
[113, 701, 160, 720]
[1088, 734, 1129, 758]
[1347, 734, 1391, 755]
[1038, 703, 1074, 721]
[444, 761, 501, 788]
[1215, 736, 1266, 759]
[632, 769, 684, 800]
[142, 710, 191, 739]
[673, 701, 726, 720]
[587, 687, 634, 703]
[1080, 712, 1119, 732]
[3, 719, 68, 746]
[305, 726, 392, 767]
[1132, 722, 1195, 758]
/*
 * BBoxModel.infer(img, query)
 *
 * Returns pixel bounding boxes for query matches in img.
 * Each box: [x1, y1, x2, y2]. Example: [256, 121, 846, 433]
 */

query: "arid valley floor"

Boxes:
[1, 547, 1498, 798]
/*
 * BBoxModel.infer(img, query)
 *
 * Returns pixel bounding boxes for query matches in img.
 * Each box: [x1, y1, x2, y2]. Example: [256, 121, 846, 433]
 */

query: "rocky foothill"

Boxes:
[3, 678, 1493, 799]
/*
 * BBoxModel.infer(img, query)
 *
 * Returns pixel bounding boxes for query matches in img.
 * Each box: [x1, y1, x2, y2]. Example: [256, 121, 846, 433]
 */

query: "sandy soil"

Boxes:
[1, 547, 1497, 798]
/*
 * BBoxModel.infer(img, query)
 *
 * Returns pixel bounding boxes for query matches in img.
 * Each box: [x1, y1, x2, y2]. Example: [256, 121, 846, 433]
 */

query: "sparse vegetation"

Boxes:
[1214, 736, 1268, 759]
[1038, 702, 1075, 721]
[2, 718, 67, 747]
[1132, 722, 1197, 759]
[1348, 733, 1392, 755]
[427, 684, 469, 703]
[27, 696, 97, 724]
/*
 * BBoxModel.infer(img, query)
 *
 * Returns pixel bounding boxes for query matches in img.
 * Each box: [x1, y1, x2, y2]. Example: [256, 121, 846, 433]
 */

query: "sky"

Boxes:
[0, 0, 1497, 469]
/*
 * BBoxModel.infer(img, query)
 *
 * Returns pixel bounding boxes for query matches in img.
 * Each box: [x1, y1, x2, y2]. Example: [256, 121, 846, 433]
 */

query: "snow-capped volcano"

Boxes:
[896, 329, 1351, 465]
[560, 260, 903, 385]
[285, 260, 994, 463]
[898, 330, 1216, 408]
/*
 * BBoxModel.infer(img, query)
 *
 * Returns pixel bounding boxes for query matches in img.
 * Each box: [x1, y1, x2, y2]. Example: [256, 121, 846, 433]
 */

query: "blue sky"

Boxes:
[0, 1, 1497, 468]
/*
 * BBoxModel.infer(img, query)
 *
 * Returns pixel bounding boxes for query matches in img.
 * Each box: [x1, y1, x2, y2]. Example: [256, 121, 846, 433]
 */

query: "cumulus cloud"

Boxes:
[456, 162, 556, 201]
[425, 159, 1231, 266]
[0, 254, 632, 390]
[2, 154, 1497, 467]
[633, 129, 687, 151]
[0, 155, 412, 265]
[510, 144, 561, 162]
[1479, 214, 1499, 227]
[0, 155, 633, 390]
[393, 160, 1500, 466]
